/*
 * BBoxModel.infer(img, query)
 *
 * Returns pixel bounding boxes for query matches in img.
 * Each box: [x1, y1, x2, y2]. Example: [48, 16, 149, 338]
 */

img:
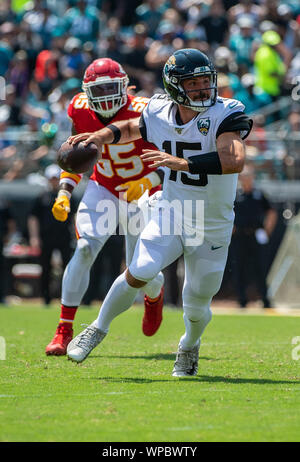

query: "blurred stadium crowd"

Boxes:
[0, 0, 300, 306]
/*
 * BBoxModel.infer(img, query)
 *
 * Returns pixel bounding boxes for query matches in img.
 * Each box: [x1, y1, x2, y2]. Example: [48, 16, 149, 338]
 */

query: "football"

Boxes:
[57, 141, 98, 174]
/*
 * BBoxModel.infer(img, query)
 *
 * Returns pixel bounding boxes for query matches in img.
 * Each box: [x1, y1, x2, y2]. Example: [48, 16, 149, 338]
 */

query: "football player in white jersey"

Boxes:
[66, 49, 253, 376]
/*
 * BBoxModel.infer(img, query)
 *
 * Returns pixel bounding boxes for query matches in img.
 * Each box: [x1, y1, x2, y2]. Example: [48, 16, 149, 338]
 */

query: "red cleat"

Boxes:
[142, 287, 164, 336]
[45, 324, 73, 356]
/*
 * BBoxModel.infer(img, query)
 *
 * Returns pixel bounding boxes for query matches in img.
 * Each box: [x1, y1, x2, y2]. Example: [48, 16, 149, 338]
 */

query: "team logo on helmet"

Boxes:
[166, 55, 176, 66]
[197, 118, 210, 136]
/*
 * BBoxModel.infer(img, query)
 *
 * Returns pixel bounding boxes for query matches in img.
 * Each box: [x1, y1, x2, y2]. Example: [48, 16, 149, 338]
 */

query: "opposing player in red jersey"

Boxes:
[45, 58, 164, 356]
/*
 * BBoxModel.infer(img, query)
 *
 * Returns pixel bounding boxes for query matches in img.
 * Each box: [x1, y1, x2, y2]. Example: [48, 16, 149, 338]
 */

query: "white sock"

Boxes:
[143, 271, 164, 299]
[179, 310, 211, 350]
[94, 272, 139, 332]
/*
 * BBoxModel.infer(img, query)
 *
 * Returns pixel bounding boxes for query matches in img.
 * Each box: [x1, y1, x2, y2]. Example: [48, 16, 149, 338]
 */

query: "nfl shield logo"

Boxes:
[197, 118, 210, 136]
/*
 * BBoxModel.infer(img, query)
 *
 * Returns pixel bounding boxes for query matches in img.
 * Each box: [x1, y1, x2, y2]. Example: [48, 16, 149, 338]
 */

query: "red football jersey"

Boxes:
[65, 92, 159, 198]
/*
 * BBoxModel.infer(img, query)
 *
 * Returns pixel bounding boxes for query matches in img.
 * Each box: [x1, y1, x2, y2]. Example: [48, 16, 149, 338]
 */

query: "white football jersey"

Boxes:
[141, 94, 250, 246]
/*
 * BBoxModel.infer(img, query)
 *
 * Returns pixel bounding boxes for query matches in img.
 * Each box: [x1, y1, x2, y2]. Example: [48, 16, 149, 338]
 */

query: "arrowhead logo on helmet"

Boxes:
[82, 58, 129, 118]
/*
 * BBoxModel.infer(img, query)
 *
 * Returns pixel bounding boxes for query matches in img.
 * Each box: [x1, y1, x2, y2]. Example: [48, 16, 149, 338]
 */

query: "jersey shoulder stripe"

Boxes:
[215, 97, 252, 139]
[126, 95, 149, 114]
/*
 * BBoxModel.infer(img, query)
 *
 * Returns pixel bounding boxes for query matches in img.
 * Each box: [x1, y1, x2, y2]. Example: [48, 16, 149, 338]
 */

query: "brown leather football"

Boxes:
[57, 141, 98, 174]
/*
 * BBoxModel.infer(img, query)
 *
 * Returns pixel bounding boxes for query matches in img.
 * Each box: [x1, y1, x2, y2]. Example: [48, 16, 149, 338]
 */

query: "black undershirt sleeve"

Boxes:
[188, 112, 253, 175]
[216, 111, 253, 140]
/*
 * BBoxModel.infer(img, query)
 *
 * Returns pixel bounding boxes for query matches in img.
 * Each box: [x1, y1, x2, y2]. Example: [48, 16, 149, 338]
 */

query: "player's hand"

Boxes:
[141, 149, 189, 171]
[67, 132, 103, 152]
[115, 177, 152, 202]
[52, 194, 70, 222]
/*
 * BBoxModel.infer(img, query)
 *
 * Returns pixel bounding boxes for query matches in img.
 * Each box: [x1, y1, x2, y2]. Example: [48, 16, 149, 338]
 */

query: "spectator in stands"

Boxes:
[27, 164, 75, 305]
[135, 0, 166, 39]
[179, 0, 210, 26]
[59, 37, 87, 79]
[34, 49, 59, 96]
[231, 165, 277, 308]
[122, 23, 151, 91]
[135, 71, 164, 97]
[228, 0, 264, 27]
[229, 15, 261, 74]
[0, 0, 17, 26]
[254, 30, 287, 100]
[22, 4, 61, 49]
[2, 84, 22, 126]
[97, 30, 125, 64]
[234, 73, 272, 114]
[7, 50, 30, 101]
[64, 0, 100, 43]
[160, 7, 185, 38]
[214, 46, 241, 94]
[198, 0, 229, 48]
[275, 3, 300, 49]
[217, 73, 234, 99]
[183, 28, 208, 53]
[16, 22, 43, 79]
[145, 21, 181, 85]
[0, 22, 14, 76]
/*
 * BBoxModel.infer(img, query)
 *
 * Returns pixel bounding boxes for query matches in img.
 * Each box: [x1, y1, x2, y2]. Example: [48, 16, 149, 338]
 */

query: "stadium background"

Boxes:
[0, 0, 300, 308]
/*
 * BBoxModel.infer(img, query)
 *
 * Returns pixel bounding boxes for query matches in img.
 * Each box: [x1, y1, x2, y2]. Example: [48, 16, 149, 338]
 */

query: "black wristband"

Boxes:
[107, 124, 121, 144]
[187, 151, 222, 175]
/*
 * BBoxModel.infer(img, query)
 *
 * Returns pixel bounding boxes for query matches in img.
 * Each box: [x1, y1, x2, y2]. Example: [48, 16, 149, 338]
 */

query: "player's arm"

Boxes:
[52, 123, 80, 222]
[139, 133, 245, 175]
[67, 118, 141, 151]
[141, 112, 252, 175]
[215, 131, 245, 174]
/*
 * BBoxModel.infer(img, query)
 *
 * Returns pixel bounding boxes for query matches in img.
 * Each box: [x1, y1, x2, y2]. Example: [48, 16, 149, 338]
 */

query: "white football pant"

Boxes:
[61, 180, 164, 306]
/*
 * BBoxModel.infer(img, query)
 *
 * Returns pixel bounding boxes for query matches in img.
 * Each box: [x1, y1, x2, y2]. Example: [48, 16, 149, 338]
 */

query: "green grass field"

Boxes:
[0, 304, 299, 442]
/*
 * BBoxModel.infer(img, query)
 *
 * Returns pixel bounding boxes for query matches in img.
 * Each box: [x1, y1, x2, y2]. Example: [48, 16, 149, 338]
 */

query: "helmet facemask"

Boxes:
[83, 75, 129, 118]
[167, 70, 218, 113]
[178, 72, 218, 112]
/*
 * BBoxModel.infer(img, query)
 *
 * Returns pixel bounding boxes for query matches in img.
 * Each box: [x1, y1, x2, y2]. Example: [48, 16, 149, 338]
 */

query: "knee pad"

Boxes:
[129, 258, 162, 282]
[76, 238, 102, 266]
[129, 245, 163, 282]
[183, 298, 212, 324]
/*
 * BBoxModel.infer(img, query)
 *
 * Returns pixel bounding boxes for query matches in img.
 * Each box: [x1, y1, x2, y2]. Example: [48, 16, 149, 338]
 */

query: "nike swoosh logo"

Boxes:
[211, 245, 222, 251]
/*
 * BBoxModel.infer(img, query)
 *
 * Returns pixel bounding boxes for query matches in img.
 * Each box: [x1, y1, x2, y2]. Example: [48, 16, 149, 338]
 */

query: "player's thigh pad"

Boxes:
[76, 180, 119, 242]
[129, 230, 183, 282]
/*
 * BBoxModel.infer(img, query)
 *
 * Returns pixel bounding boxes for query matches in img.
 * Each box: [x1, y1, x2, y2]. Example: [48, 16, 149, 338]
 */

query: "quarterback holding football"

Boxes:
[66, 48, 253, 376]
[45, 58, 165, 356]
